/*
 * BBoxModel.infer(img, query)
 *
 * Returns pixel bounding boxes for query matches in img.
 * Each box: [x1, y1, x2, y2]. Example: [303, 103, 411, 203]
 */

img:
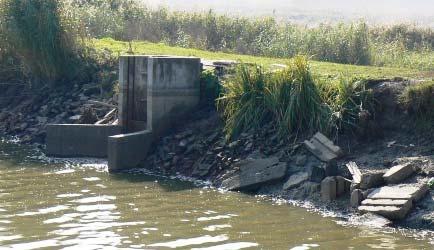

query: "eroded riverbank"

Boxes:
[1, 140, 434, 249]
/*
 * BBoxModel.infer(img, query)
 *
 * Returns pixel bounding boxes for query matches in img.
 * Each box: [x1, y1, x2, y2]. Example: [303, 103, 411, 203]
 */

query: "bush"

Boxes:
[2, 0, 84, 86]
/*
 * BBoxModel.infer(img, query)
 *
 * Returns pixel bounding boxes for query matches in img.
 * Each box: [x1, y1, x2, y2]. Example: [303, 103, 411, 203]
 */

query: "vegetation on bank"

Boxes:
[70, 0, 434, 70]
[217, 57, 375, 140]
[400, 81, 434, 120]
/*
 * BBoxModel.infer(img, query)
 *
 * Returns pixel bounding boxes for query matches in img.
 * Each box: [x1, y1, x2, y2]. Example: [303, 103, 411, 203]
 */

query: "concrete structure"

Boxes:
[358, 184, 429, 220]
[46, 124, 122, 157]
[383, 163, 416, 184]
[46, 56, 201, 171]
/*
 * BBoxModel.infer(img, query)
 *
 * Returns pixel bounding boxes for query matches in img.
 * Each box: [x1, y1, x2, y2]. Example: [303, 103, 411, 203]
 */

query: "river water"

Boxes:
[0, 140, 433, 249]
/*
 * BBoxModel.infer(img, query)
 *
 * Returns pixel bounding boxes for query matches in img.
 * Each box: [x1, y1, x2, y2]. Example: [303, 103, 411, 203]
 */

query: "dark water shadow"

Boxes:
[109, 170, 198, 192]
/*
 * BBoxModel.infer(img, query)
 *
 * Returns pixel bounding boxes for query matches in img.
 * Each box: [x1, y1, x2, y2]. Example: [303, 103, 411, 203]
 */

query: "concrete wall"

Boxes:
[46, 124, 122, 157]
[118, 56, 201, 133]
[107, 130, 153, 171]
[147, 56, 201, 134]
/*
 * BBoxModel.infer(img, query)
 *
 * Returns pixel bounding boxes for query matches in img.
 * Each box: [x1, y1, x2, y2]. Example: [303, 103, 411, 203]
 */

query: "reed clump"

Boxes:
[1, 0, 86, 86]
[218, 57, 373, 140]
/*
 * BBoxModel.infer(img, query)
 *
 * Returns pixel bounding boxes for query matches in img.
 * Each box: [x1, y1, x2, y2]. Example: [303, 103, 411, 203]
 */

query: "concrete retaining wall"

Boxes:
[46, 124, 122, 157]
[107, 130, 153, 171]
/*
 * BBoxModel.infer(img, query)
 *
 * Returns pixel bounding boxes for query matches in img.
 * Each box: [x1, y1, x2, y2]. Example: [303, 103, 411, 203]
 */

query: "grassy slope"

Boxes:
[94, 38, 432, 80]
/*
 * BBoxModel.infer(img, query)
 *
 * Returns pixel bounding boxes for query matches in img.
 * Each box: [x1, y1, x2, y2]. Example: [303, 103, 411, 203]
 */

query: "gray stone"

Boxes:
[360, 171, 385, 189]
[221, 157, 287, 191]
[351, 189, 363, 207]
[304, 132, 343, 162]
[321, 177, 337, 202]
[283, 172, 309, 190]
[383, 163, 415, 184]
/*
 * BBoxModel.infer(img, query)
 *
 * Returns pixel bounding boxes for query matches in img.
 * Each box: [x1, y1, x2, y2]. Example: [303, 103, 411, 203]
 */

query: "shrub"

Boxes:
[2, 0, 83, 86]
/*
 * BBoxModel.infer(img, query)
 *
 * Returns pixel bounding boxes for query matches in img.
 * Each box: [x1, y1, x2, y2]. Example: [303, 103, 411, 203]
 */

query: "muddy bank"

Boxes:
[0, 78, 433, 231]
[136, 79, 434, 230]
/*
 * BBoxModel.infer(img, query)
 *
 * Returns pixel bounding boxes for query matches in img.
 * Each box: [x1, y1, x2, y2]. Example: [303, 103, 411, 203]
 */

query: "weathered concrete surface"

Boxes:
[367, 184, 429, 202]
[358, 184, 429, 220]
[46, 124, 122, 157]
[351, 189, 363, 207]
[304, 132, 343, 162]
[321, 177, 337, 202]
[283, 172, 309, 190]
[383, 163, 415, 184]
[358, 205, 411, 220]
[221, 157, 287, 191]
[107, 130, 153, 172]
[119, 56, 201, 133]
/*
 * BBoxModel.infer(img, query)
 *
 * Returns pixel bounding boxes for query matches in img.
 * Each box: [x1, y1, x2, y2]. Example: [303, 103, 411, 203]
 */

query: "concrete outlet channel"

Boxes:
[46, 56, 201, 171]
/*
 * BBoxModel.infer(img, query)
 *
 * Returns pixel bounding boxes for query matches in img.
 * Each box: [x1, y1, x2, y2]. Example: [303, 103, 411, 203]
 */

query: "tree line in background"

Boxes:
[71, 0, 433, 69]
[0, 0, 433, 87]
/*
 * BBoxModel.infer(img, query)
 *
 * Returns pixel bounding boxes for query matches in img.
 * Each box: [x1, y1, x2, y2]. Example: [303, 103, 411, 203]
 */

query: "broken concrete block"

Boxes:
[351, 189, 364, 207]
[367, 184, 429, 202]
[360, 171, 385, 189]
[283, 172, 309, 190]
[346, 161, 362, 184]
[304, 132, 343, 163]
[383, 163, 415, 184]
[321, 177, 337, 202]
[221, 157, 287, 191]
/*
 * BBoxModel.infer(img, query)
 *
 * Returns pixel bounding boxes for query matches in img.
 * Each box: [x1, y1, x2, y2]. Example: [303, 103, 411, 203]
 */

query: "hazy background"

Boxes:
[144, 0, 434, 27]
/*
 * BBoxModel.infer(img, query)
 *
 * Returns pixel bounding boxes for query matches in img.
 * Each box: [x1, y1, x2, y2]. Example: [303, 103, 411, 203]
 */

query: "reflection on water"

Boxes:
[0, 141, 433, 249]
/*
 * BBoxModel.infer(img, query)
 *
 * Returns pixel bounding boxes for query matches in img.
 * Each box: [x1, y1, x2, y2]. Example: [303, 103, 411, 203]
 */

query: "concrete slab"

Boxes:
[46, 124, 122, 157]
[358, 205, 411, 220]
[383, 163, 415, 184]
[362, 198, 412, 207]
[221, 157, 287, 191]
[304, 132, 343, 163]
[367, 184, 429, 202]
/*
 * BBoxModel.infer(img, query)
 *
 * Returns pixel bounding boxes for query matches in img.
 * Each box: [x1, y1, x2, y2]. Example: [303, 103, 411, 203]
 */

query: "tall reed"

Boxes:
[2, 0, 82, 85]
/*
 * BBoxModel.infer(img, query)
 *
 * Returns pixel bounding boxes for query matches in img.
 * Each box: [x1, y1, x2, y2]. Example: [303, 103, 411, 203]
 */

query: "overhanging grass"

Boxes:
[93, 38, 430, 80]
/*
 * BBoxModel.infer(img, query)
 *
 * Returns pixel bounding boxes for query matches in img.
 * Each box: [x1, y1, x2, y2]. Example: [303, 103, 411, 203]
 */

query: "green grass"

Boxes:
[94, 38, 431, 80]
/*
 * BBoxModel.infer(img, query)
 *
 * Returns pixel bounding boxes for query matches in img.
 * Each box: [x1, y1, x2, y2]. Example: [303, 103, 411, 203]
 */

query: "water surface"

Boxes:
[0, 141, 432, 249]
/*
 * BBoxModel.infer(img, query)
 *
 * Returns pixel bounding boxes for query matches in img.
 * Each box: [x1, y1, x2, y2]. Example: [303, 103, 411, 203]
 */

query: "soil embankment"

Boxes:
[0, 79, 433, 231]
